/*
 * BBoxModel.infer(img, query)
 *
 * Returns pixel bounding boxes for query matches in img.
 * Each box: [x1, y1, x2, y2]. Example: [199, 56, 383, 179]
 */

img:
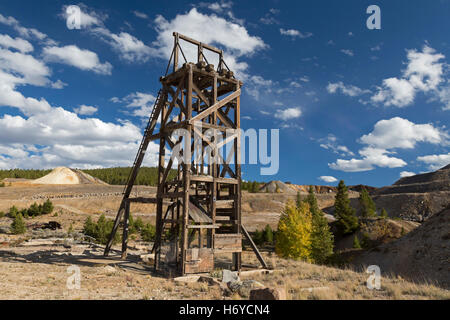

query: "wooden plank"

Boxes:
[184, 248, 214, 274]
[187, 224, 219, 229]
[188, 201, 213, 223]
[189, 89, 241, 124]
[176, 32, 223, 55]
[192, 82, 210, 107]
[214, 233, 242, 252]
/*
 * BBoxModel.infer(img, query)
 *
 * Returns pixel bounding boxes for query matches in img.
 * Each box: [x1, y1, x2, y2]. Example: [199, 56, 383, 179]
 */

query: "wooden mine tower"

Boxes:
[104, 32, 267, 276]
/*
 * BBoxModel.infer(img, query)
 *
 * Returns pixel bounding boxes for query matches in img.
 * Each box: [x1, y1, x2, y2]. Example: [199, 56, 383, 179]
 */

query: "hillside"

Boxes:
[350, 205, 450, 289]
[371, 164, 450, 221]
[258, 180, 371, 194]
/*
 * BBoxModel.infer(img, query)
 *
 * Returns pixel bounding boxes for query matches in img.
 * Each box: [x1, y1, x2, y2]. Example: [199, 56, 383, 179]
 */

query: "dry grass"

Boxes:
[240, 251, 450, 300]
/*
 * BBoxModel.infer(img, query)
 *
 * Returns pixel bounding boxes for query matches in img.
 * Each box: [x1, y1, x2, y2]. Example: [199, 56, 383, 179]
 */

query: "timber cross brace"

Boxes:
[104, 32, 268, 276]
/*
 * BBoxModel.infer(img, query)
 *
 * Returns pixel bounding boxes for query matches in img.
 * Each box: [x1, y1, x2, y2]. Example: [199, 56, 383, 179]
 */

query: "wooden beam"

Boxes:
[189, 89, 240, 124]
[241, 224, 268, 269]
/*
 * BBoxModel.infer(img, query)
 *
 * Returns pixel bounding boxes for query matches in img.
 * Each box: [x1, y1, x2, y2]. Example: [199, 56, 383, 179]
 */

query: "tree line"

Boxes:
[0, 167, 177, 186]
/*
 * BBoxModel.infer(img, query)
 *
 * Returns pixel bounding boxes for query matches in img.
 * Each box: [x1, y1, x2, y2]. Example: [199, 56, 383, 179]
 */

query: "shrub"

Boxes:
[353, 235, 361, 249]
[42, 199, 54, 215]
[263, 224, 274, 243]
[380, 208, 389, 218]
[252, 229, 264, 245]
[0, 211, 5, 218]
[361, 232, 371, 248]
[276, 200, 312, 261]
[11, 214, 26, 234]
[129, 214, 145, 235]
[83, 214, 119, 245]
[140, 223, 156, 242]
[8, 206, 19, 219]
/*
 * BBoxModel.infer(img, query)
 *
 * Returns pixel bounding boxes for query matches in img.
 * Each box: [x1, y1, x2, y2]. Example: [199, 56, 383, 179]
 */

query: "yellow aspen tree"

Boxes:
[276, 200, 313, 261]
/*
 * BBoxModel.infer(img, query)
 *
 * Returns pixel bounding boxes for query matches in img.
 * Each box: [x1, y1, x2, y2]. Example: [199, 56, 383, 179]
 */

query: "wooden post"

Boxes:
[121, 200, 130, 260]
[173, 32, 179, 72]
[233, 81, 242, 271]
[154, 94, 167, 270]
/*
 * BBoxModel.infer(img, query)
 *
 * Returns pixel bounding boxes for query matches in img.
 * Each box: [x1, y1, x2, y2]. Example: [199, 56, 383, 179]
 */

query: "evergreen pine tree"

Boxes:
[263, 224, 274, 243]
[11, 214, 26, 234]
[42, 199, 54, 215]
[380, 208, 389, 218]
[304, 186, 334, 264]
[359, 188, 376, 217]
[334, 180, 359, 234]
[353, 235, 361, 248]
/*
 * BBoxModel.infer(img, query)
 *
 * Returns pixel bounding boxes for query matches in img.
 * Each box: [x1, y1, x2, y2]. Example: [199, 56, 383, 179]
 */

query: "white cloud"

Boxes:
[371, 77, 416, 107]
[112, 92, 157, 118]
[51, 79, 67, 89]
[199, 1, 233, 13]
[319, 134, 354, 156]
[0, 34, 33, 53]
[371, 44, 381, 51]
[318, 176, 338, 183]
[153, 8, 266, 77]
[279, 28, 313, 39]
[74, 105, 98, 116]
[43, 45, 112, 75]
[359, 117, 446, 149]
[61, 4, 107, 29]
[91, 27, 155, 63]
[329, 147, 406, 172]
[0, 13, 55, 45]
[371, 45, 446, 108]
[399, 171, 415, 178]
[417, 153, 450, 171]
[329, 117, 447, 172]
[274, 107, 302, 121]
[0, 48, 51, 87]
[341, 49, 354, 56]
[327, 81, 370, 97]
[133, 11, 149, 19]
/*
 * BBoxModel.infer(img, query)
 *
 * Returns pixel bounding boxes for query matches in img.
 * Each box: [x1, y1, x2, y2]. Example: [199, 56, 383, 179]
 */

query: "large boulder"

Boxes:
[250, 287, 287, 300]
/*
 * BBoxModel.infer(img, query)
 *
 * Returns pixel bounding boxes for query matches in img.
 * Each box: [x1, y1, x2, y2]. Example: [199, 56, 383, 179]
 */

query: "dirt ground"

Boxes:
[0, 184, 448, 300]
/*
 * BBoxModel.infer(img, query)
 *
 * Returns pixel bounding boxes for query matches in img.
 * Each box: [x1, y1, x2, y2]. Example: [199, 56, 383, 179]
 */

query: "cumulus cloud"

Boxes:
[318, 176, 338, 183]
[280, 28, 313, 39]
[111, 92, 157, 118]
[59, 5, 154, 63]
[417, 153, 450, 171]
[0, 13, 55, 45]
[0, 34, 33, 53]
[399, 171, 415, 178]
[152, 8, 266, 77]
[371, 45, 447, 108]
[74, 105, 98, 116]
[43, 45, 112, 75]
[329, 117, 447, 172]
[329, 147, 406, 172]
[274, 107, 302, 121]
[359, 117, 446, 149]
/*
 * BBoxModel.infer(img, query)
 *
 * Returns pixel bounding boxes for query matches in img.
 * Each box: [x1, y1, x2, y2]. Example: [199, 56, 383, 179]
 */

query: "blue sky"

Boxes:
[0, 1, 449, 187]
